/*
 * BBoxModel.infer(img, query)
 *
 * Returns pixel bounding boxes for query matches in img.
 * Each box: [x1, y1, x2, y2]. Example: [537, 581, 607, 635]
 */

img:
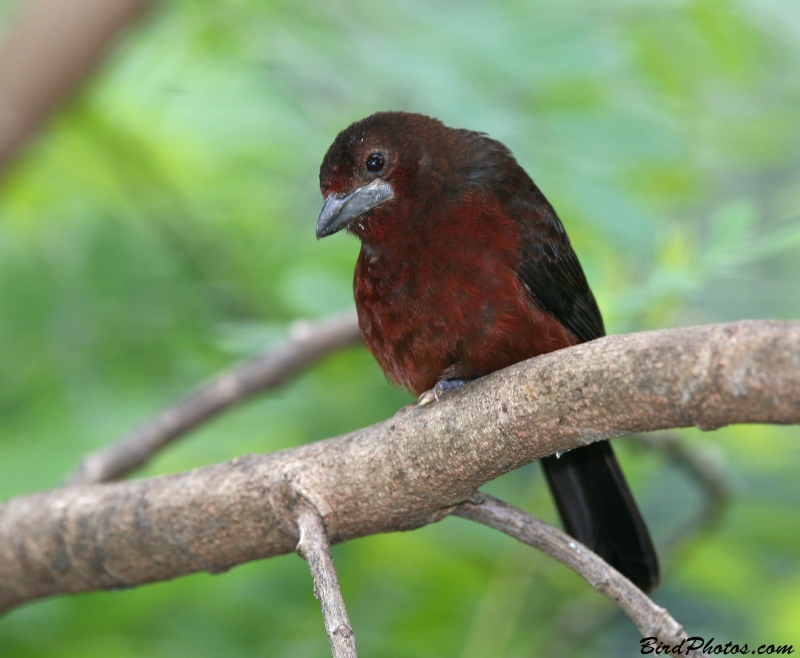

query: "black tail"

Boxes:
[541, 441, 659, 592]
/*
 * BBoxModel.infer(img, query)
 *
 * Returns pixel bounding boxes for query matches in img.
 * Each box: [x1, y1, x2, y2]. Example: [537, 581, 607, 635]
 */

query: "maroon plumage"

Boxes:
[317, 111, 659, 592]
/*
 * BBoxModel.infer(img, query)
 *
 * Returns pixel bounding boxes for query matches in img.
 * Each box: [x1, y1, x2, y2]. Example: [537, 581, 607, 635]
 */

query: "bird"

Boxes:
[315, 111, 659, 592]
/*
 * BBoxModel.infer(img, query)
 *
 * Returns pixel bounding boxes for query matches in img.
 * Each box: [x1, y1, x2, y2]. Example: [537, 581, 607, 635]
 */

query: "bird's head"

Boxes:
[316, 111, 479, 241]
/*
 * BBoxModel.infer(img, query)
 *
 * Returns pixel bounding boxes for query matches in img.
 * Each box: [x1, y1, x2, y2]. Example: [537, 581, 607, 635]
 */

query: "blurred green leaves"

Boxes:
[0, 0, 799, 656]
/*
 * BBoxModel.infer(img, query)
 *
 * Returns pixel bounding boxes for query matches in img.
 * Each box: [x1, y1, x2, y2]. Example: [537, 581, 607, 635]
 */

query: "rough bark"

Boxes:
[1, 320, 799, 615]
[296, 504, 358, 658]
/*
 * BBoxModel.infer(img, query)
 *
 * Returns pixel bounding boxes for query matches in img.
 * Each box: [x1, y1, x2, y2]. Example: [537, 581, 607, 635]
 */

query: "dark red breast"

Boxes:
[353, 189, 578, 396]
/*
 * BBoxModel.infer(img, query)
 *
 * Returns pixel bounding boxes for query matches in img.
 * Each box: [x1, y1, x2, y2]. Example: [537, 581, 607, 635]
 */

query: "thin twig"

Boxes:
[454, 495, 710, 657]
[67, 312, 362, 484]
[544, 433, 733, 655]
[296, 504, 357, 658]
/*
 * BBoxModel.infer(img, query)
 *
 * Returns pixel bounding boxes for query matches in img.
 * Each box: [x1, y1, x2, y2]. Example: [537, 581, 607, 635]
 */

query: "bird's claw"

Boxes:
[417, 379, 468, 405]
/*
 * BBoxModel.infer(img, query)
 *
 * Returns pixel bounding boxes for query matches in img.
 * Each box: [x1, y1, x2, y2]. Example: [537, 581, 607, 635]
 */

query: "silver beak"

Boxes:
[316, 179, 394, 239]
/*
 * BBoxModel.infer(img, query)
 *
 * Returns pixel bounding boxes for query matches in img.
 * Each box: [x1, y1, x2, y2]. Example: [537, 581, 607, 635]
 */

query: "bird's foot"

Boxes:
[417, 379, 468, 405]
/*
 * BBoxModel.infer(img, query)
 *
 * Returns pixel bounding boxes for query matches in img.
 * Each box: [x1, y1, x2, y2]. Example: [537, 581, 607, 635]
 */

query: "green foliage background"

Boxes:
[1, 0, 799, 655]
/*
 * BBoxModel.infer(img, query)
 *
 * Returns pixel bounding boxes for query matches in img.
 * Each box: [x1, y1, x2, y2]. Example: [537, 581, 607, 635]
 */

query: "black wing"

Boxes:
[460, 130, 604, 342]
[514, 197, 605, 343]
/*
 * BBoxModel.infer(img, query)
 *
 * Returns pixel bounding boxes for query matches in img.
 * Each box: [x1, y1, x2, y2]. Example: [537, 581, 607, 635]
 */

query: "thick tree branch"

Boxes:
[454, 495, 709, 657]
[2, 320, 799, 616]
[68, 312, 362, 485]
[296, 504, 358, 658]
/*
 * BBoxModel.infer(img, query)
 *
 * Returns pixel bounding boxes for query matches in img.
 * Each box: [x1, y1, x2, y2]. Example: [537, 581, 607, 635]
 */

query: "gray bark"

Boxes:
[1, 320, 798, 615]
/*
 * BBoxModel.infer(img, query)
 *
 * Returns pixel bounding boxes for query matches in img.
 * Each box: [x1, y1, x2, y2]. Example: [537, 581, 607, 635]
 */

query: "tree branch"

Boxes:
[2, 320, 799, 617]
[296, 504, 358, 658]
[454, 495, 709, 657]
[67, 312, 362, 485]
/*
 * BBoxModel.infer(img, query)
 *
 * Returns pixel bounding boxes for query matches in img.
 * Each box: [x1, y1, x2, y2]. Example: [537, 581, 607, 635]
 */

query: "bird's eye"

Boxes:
[365, 152, 385, 172]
